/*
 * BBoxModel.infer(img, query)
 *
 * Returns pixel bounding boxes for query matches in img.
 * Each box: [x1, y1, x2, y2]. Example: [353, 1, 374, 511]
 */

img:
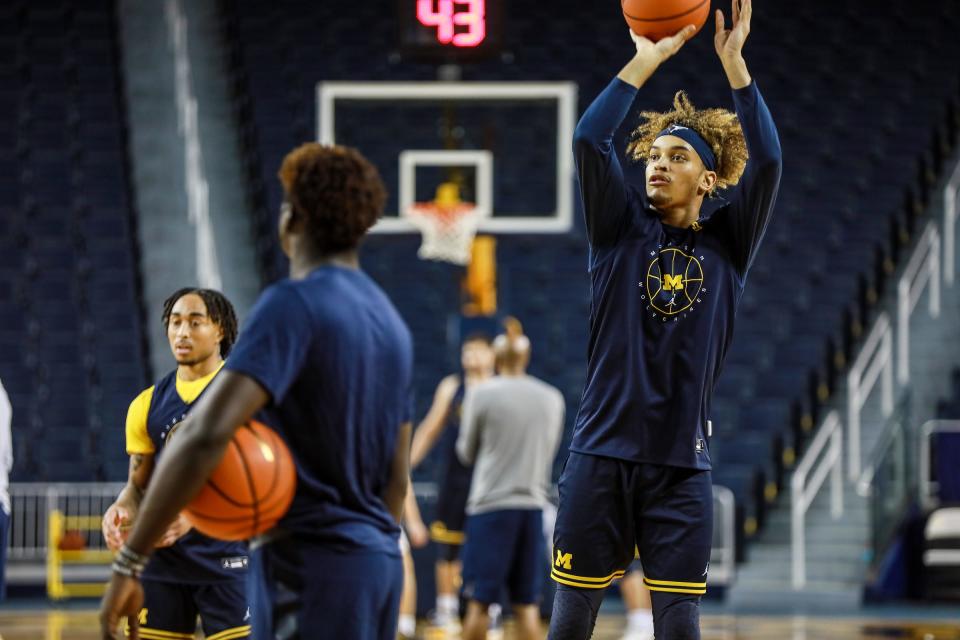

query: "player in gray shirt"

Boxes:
[456, 318, 565, 640]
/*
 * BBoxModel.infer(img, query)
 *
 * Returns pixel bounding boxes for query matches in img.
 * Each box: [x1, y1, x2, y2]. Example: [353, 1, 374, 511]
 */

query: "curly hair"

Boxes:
[278, 143, 387, 254]
[161, 287, 238, 358]
[627, 91, 749, 192]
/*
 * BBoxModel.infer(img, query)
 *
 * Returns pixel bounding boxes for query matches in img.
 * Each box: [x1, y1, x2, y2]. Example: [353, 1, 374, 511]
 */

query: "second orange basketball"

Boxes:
[184, 420, 297, 541]
[622, 0, 711, 42]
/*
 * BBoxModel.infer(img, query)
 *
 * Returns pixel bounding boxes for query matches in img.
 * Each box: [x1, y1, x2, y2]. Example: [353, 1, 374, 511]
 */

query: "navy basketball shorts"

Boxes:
[252, 538, 403, 640]
[551, 452, 713, 597]
[138, 578, 250, 639]
[461, 509, 544, 606]
[431, 458, 473, 561]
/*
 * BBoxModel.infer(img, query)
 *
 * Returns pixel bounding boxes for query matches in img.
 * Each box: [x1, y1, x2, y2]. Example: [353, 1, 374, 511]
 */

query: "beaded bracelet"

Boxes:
[112, 544, 149, 578]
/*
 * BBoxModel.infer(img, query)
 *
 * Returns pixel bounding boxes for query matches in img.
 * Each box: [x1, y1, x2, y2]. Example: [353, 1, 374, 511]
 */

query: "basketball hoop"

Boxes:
[407, 202, 482, 265]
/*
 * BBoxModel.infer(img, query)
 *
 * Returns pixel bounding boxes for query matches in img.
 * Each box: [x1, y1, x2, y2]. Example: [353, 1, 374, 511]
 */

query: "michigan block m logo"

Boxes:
[663, 274, 684, 291]
[555, 549, 573, 570]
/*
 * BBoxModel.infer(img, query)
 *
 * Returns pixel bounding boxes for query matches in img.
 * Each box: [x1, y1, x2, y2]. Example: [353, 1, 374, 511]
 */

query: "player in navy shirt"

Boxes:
[549, 1, 781, 638]
[100, 144, 414, 640]
[406, 333, 495, 630]
[101, 288, 249, 640]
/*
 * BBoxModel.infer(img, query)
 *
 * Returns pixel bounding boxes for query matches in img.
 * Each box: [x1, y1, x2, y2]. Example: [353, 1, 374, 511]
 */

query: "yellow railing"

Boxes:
[46, 510, 111, 600]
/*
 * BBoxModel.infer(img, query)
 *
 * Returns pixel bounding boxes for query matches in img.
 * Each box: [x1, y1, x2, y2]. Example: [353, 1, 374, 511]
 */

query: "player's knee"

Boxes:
[547, 585, 605, 640]
[651, 592, 700, 640]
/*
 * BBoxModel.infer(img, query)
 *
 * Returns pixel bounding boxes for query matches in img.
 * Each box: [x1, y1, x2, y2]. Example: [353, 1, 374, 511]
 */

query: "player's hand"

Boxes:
[406, 517, 430, 549]
[99, 572, 144, 639]
[102, 504, 133, 552]
[155, 513, 192, 548]
[630, 25, 698, 65]
[714, 0, 751, 62]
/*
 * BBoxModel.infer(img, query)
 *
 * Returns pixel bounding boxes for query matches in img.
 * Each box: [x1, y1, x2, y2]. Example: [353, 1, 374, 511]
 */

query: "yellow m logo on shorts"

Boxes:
[663, 274, 684, 291]
[555, 549, 573, 570]
[138, 609, 148, 625]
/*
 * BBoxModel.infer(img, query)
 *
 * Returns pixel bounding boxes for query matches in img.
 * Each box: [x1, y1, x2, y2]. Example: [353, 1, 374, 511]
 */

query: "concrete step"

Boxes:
[737, 553, 867, 579]
[746, 542, 868, 564]
[753, 523, 868, 546]
[758, 507, 866, 525]
[727, 581, 862, 612]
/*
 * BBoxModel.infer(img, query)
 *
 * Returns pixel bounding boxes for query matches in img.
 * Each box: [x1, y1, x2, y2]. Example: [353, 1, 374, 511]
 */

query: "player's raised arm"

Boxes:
[714, 0, 782, 272]
[409, 374, 459, 468]
[575, 26, 696, 249]
[714, 0, 752, 89]
[620, 25, 698, 89]
[455, 388, 483, 466]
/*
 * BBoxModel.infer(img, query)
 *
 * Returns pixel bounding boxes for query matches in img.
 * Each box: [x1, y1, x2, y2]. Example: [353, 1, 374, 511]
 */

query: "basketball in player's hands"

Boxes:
[184, 420, 296, 541]
[622, 0, 710, 42]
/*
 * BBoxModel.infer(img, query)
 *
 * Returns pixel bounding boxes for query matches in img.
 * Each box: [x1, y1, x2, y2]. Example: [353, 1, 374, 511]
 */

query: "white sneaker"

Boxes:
[487, 612, 504, 640]
[620, 630, 654, 640]
[427, 611, 461, 636]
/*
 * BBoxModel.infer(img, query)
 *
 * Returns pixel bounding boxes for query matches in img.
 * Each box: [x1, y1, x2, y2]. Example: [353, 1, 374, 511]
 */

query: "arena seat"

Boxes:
[922, 508, 960, 600]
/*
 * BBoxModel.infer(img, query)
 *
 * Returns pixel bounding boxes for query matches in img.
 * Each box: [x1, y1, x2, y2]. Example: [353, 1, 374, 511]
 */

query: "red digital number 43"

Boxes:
[416, 0, 486, 47]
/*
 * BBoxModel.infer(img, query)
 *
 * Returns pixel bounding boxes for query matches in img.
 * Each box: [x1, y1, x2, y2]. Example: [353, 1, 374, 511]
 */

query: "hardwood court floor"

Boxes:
[1, 609, 959, 639]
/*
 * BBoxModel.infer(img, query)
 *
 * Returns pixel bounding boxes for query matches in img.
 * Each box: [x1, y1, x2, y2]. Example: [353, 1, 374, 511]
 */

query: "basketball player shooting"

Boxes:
[99, 144, 414, 640]
[101, 288, 250, 640]
[548, 1, 781, 638]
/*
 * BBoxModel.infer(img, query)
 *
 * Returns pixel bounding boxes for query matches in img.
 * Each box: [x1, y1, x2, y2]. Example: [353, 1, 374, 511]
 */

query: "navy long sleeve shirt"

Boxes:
[569, 78, 782, 470]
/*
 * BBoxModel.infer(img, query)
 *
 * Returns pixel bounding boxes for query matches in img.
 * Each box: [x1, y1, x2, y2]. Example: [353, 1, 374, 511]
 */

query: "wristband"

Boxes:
[112, 544, 148, 578]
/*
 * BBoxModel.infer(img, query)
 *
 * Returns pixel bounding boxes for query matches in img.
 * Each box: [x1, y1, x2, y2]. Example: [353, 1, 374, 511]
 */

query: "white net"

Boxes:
[407, 203, 482, 265]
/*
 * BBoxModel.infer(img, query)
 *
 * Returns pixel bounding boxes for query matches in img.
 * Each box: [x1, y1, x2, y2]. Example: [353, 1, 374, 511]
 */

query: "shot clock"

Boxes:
[399, 0, 503, 59]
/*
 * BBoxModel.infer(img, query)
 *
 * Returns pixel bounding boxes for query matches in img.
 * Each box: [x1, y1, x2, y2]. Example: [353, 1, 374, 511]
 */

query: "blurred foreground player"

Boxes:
[549, 1, 781, 638]
[99, 143, 414, 640]
[457, 319, 565, 640]
[101, 288, 249, 640]
[407, 334, 495, 629]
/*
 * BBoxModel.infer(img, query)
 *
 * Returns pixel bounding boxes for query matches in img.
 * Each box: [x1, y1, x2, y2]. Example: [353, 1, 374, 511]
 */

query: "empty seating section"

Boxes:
[220, 0, 960, 551]
[0, 1, 147, 481]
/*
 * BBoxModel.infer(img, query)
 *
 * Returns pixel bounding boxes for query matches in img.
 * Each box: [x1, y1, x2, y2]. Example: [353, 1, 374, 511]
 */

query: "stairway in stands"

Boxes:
[728, 153, 960, 610]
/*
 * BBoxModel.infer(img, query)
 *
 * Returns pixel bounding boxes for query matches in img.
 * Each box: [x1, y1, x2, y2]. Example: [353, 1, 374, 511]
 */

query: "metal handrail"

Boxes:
[711, 484, 737, 585]
[7, 482, 124, 561]
[856, 392, 911, 497]
[791, 410, 844, 589]
[897, 222, 941, 385]
[847, 312, 894, 481]
[918, 419, 960, 511]
[943, 157, 960, 287]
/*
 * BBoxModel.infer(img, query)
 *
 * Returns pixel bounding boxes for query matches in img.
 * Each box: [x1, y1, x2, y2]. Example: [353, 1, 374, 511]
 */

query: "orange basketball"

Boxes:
[184, 420, 296, 541]
[622, 0, 711, 42]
